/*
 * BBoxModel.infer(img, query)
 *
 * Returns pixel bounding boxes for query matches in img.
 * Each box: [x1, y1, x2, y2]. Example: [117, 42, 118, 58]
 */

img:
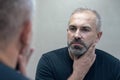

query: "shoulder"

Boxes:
[95, 49, 120, 79]
[0, 62, 29, 80]
[36, 47, 69, 78]
[42, 47, 68, 58]
[95, 49, 120, 64]
[38, 47, 69, 67]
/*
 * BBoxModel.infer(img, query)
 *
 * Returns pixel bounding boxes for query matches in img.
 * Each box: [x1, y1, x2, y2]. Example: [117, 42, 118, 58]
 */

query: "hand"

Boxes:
[17, 46, 33, 76]
[68, 43, 96, 80]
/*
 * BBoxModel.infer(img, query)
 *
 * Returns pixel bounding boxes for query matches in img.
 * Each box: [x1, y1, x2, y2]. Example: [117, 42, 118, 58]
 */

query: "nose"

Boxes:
[74, 29, 82, 39]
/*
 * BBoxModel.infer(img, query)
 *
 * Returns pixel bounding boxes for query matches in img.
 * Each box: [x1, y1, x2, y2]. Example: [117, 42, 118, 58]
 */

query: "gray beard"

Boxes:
[68, 45, 87, 58]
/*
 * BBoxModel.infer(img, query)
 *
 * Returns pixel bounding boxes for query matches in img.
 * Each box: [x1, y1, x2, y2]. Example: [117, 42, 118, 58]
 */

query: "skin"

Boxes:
[0, 20, 33, 76]
[67, 11, 102, 80]
[17, 20, 33, 76]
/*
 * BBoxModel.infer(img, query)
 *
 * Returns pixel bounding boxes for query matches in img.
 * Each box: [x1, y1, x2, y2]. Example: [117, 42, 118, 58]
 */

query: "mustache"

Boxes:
[69, 38, 85, 46]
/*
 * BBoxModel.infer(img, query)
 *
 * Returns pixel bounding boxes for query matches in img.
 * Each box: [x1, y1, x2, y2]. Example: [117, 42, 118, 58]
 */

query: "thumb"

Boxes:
[18, 55, 27, 76]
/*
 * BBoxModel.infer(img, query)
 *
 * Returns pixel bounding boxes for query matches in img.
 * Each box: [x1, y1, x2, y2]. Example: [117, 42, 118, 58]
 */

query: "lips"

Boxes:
[71, 42, 83, 47]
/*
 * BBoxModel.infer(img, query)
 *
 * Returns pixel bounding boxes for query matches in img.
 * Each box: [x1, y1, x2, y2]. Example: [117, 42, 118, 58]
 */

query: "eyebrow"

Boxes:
[82, 24, 92, 28]
[69, 24, 76, 27]
[69, 23, 92, 28]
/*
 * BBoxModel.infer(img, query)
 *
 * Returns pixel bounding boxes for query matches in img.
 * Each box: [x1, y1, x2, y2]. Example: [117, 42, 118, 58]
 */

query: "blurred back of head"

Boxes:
[0, 0, 34, 47]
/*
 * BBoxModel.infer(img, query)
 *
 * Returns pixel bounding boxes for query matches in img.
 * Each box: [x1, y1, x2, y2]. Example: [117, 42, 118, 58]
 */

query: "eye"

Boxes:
[81, 26, 91, 32]
[68, 25, 77, 32]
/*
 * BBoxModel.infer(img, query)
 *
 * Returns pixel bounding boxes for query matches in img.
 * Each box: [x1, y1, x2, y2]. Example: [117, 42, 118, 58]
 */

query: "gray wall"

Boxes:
[27, 0, 120, 79]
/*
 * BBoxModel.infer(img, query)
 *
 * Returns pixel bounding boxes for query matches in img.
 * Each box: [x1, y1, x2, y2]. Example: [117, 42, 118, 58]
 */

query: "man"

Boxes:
[0, 0, 34, 80]
[36, 8, 120, 80]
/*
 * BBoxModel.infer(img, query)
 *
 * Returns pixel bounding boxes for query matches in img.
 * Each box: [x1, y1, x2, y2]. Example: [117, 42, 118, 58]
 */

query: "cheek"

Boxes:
[83, 33, 97, 44]
[67, 31, 73, 40]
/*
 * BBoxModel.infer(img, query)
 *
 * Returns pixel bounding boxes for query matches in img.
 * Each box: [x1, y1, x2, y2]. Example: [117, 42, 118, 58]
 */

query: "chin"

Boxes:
[74, 51, 85, 57]
[70, 48, 86, 58]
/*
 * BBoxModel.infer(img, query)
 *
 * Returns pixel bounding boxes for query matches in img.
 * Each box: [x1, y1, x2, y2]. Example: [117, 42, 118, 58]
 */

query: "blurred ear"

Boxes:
[95, 31, 102, 43]
[67, 28, 68, 32]
[20, 20, 32, 46]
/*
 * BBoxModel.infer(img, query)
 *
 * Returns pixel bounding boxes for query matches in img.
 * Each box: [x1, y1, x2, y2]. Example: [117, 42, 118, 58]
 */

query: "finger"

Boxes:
[73, 55, 78, 60]
[89, 43, 96, 51]
[85, 43, 96, 56]
[18, 55, 27, 76]
[26, 48, 34, 63]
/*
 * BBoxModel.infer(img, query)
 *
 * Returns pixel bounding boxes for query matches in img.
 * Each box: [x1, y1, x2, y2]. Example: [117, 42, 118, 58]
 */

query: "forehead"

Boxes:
[69, 11, 96, 26]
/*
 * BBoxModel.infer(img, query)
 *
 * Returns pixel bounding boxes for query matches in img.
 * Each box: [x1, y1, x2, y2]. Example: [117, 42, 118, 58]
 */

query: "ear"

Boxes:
[67, 26, 69, 32]
[95, 31, 102, 43]
[67, 28, 68, 32]
[20, 20, 32, 46]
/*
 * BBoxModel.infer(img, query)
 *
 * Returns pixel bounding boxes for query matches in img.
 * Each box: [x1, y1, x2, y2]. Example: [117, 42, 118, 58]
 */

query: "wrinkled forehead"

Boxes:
[69, 11, 97, 25]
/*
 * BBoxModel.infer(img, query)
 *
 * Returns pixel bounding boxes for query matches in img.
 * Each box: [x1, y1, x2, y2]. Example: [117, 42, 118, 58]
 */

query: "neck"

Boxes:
[0, 44, 19, 69]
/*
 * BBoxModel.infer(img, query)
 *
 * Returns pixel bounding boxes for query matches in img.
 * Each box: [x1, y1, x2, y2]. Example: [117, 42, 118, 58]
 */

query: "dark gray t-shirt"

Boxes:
[36, 47, 120, 80]
[0, 62, 29, 80]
